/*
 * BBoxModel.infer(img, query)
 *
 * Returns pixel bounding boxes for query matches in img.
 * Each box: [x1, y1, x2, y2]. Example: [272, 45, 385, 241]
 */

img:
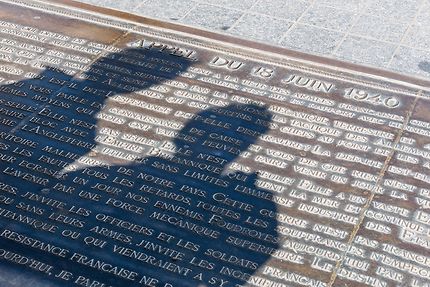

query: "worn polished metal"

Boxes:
[0, 1, 429, 287]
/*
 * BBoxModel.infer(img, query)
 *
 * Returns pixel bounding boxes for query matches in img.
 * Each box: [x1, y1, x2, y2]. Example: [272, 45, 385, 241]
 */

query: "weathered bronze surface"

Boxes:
[0, 1, 429, 286]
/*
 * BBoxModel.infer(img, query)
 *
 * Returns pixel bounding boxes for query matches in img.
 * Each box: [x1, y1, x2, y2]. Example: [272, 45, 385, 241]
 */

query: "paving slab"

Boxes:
[227, 13, 293, 45]
[334, 36, 398, 67]
[135, 0, 196, 21]
[280, 24, 345, 55]
[363, 0, 422, 23]
[251, 0, 310, 21]
[389, 47, 430, 79]
[350, 16, 410, 43]
[299, 4, 358, 32]
[181, 3, 244, 31]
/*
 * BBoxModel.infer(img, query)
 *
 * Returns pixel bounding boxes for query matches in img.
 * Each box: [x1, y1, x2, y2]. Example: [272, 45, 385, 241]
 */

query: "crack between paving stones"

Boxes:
[327, 92, 420, 286]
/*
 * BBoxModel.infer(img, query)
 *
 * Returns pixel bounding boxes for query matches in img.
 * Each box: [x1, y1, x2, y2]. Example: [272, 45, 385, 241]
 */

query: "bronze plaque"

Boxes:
[0, 1, 430, 286]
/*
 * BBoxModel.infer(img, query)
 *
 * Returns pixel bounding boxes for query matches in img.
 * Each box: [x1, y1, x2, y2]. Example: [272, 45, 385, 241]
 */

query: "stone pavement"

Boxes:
[77, 0, 430, 80]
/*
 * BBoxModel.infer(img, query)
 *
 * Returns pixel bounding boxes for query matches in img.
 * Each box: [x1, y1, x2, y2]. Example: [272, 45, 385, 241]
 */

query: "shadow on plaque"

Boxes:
[0, 47, 280, 287]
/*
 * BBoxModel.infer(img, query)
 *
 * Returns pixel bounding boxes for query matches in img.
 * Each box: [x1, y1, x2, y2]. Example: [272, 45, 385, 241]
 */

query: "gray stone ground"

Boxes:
[77, 0, 430, 80]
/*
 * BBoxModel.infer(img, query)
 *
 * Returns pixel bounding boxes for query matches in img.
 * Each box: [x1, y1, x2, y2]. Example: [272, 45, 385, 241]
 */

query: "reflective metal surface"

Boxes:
[0, 1, 429, 287]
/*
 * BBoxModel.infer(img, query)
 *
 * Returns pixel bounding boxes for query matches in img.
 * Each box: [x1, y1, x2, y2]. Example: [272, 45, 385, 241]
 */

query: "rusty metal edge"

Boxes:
[18, 0, 430, 90]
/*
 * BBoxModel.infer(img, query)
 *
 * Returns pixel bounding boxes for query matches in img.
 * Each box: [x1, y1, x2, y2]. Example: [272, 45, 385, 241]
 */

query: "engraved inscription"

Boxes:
[0, 3, 427, 287]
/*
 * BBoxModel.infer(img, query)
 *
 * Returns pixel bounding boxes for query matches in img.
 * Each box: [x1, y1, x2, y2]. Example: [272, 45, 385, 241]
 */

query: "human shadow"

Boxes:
[46, 104, 280, 287]
[0, 66, 71, 134]
[0, 47, 189, 284]
[0, 48, 280, 287]
[0, 46, 191, 145]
